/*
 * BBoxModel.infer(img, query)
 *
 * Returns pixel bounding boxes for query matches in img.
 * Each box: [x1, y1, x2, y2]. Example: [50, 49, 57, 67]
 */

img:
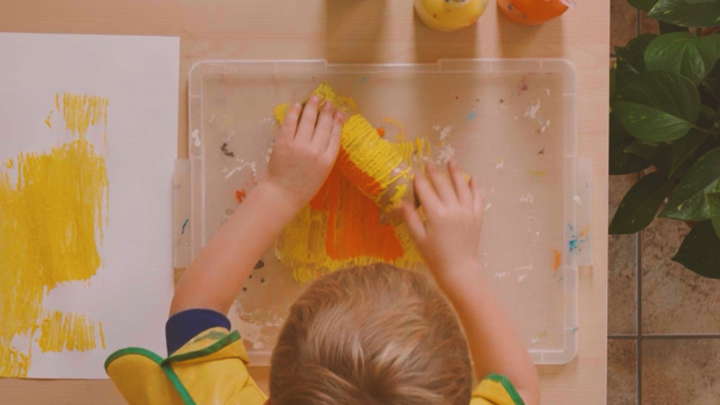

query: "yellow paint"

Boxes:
[274, 84, 427, 282]
[38, 312, 106, 352]
[44, 110, 53, 128]
[5, 159, 13, 169]
[58, 93, 109, 138]
[0, 92, 109, 377]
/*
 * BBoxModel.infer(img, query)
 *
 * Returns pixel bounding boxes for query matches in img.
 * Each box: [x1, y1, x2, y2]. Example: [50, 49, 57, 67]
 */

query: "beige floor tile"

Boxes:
[642, 339, 720, 405]
[608, 339, 638, 405]
[642, 219, 720, 334]
[611, 0, 638, 50]
[609, 175, 639, 334]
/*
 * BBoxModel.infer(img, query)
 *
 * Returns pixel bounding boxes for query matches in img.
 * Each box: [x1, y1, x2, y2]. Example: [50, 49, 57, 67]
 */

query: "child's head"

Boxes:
[270, 264, 472, 405]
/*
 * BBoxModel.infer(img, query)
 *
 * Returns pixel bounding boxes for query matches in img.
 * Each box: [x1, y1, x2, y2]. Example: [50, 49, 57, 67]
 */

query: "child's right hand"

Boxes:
[402, 161, 485, 287]
[265, 95, 345, 211]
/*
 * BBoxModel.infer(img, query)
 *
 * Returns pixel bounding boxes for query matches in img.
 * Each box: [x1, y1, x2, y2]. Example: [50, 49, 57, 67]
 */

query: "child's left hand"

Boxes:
[266, 95, 346, 209]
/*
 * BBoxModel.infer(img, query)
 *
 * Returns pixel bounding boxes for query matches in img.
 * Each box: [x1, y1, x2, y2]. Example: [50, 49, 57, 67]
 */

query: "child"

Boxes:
[105, 95, 540, 405]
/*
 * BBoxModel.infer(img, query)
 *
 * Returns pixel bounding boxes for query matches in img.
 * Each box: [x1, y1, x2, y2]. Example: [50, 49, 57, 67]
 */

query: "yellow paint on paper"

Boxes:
[38, 312, 106, 352]
[0, 92, 109, 377]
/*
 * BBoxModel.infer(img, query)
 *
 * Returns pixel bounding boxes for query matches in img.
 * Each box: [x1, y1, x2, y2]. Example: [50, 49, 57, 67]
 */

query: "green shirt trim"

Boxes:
[486, 373, 526, 405]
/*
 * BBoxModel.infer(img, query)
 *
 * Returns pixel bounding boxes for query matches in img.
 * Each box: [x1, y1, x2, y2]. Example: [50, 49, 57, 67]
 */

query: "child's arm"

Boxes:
[402, 161, 540, 405]
[171, 96, 344, 315]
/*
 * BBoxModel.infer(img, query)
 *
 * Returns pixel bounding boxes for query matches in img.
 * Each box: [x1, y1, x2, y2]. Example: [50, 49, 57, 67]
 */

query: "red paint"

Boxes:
[235, 189, 247, 203]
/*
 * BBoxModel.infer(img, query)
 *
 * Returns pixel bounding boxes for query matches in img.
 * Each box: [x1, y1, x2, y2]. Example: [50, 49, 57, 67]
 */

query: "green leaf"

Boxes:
[649, 0, 720, 28]
[659, 21, 688, 34]
[661, 179, 720, 220]
[614, 71, 701, 142]
[645, 33, 720, 85]
[610, 113, 652, 174]
[615, 34, 658, 73]
[610, 172, 674, 234]
[713, 217, 720, 238]
[614, 101, 695, 142]
[667, 130, 710, 177]
[630, 0, 658, 11]
[662, 148, 720, 214]
[673, 221, 720, 279]
[624, 141, 660, 160]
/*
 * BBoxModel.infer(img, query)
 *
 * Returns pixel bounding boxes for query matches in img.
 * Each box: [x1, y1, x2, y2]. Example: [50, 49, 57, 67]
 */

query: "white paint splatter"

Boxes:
[519, 193, 535, 204]
[495, 272, 510, 279]
[439, 125, 453, 140]
[517, 274, 528, 283]
[573, 195, 583, 206]
[191, 129, 201, 147]
[539, 119, 551, 133]
[495, 160, 505, 169]
[223, 160, 257, 180]
[524, 99, 541, 119]
[435, 144, 455, 164]
[484, 202, 493, 211]
[432, 124, 442, 132]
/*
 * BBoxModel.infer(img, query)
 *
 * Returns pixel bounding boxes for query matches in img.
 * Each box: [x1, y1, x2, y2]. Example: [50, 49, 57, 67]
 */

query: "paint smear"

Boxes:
[552, 249, 562, 272]
[0, 92, 108, 377]
[38, 312, 106, 352]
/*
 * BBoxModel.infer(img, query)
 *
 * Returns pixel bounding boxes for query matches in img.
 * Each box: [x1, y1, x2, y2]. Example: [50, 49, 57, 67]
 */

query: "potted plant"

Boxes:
[610, 0, 720, 278]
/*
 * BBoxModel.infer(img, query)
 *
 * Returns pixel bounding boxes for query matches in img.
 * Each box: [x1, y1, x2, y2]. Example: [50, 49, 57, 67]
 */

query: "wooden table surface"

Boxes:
[0, 1, 609, 403]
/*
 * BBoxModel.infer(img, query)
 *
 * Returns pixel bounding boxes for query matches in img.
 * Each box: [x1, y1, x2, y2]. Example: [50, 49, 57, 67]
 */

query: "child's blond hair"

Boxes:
[270, 264, 472, 405]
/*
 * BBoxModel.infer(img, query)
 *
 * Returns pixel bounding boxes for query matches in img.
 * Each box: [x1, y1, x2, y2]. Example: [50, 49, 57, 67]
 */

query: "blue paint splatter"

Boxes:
[466, 111, 478, 121]
[181, 218, 190, 235]
[358, 76, 369, 84]
[567, 224, 586, 253]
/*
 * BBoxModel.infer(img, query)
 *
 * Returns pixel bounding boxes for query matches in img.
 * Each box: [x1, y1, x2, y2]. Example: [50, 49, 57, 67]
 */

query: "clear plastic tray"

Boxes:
[182, 59, 588, 365]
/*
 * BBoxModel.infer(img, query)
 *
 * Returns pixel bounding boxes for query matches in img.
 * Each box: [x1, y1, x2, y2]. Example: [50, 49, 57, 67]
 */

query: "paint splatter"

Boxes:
[254, 259, 265, 269]
[235, 189, 247, 204]
[181, 218, 190, 235]
[552, 249, 562, 271]
[466, 111, 478, 121]
[519, 193, 535, 204]
[567, 225, 587, 254]
[0, 93, 108, 377]
[220, 142, 235, 158]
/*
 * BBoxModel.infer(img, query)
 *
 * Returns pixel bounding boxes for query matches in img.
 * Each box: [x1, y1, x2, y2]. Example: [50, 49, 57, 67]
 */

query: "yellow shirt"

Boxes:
[106, 327, 524, 405]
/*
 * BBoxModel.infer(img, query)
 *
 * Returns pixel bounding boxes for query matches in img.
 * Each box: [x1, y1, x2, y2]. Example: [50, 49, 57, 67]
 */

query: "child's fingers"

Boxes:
[448, 160, 471, 206]
[401, 200, 427, 242]
[426, 163, 457, 204]
[414, 170, 442, 212]
[470, 176, 484, 215]
[295, 95, 320, 143]
[281, 102, 302, 140]
[313, 103, 335, 148]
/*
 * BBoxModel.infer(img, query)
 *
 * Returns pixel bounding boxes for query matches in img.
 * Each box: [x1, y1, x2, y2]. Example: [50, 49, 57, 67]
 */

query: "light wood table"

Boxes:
[0, 1, 609, 403]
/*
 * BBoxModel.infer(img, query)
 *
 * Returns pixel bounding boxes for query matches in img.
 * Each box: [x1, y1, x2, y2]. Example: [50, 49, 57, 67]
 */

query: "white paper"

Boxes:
[0, 33, 179, 378]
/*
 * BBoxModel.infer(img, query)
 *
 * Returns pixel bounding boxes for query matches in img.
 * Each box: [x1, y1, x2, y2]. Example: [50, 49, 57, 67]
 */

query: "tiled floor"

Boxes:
[608, 2, 720, 404]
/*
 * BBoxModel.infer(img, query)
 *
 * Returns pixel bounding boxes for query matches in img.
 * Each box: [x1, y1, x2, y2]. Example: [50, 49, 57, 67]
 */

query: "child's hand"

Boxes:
[402, 161, 484, 286]
[266, 95, 345, 209]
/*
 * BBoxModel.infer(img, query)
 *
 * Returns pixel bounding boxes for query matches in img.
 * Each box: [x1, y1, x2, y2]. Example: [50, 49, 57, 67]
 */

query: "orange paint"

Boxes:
[377, 127, 385, 138]
[335, 149, 384, 198]
[552, 249, 562, 271]
[235, 189, 246, 204]
[310, 166, 404, 261]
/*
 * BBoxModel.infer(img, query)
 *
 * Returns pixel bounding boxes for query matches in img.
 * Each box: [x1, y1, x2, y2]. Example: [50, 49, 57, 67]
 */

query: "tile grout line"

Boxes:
[609, 334, 720, 339]
[636, 230, 642, 405]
